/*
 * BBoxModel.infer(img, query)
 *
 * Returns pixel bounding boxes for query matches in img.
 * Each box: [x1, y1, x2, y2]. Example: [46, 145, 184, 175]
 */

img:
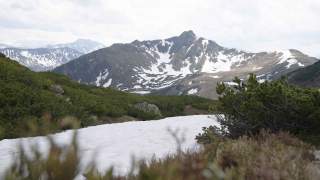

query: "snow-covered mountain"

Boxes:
[0, 47, 82, 71]
[0, 115, 218, 177]
[54, 31, 319, 99]
[0, 39, 105, 71]
[47, 39, 105, 54]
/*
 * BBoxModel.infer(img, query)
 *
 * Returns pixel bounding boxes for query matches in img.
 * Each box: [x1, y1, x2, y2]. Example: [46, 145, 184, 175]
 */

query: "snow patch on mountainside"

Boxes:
[224, 81, 239, 86]
[187, 88, 198, 95]
[0, 115, 219, 177]
[96, 69, 110, 86]
[202, 39, 209, 47]
[252, 66, 263, 71]
[201, 51, 251, 73]
[20, 51, 31, 57]
[103, 79, 112, 88]
[130, 40, 194, 91]
[132, 90, 151, 94]
[210, 75, 220, 78]
[141, 40, 192, 77]
[157, 41, 173, 64]
[277, 50, 305, 68]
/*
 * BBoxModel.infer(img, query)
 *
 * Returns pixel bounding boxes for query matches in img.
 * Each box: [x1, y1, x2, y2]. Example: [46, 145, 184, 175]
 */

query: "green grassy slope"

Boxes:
[0, 54, 215, 139]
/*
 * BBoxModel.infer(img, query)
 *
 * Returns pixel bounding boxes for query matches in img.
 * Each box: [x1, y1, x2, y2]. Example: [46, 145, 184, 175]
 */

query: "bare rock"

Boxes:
[134, 102, 162, 116]
[50, 84, 64, 95]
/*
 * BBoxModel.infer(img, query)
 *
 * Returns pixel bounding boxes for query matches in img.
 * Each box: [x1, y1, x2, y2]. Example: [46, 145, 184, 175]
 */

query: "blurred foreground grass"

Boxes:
[4, 129, 320, 180]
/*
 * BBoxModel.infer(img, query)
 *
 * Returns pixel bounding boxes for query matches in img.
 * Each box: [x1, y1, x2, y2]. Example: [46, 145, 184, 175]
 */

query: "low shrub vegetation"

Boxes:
[0, 56, 215, 139]
[213, 74, 320, 144]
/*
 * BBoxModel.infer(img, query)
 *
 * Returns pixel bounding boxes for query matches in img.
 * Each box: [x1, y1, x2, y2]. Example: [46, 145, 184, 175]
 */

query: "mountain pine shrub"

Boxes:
[207, 74, 320, 144]
[0, 56, 215, 139]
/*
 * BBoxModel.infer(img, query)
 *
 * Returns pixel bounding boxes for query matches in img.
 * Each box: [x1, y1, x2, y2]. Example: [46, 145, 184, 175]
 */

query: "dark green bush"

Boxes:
[127, 107, 161, 120]
[213, 74, 320, 143]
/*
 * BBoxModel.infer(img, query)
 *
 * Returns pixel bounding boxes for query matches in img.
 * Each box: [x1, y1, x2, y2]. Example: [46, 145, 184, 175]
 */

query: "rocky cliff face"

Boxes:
[54, 31, 319, 99]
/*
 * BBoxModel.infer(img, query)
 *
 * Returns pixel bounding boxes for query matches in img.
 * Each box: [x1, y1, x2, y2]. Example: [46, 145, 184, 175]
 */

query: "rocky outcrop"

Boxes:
[134, 102, 162, 116]
[315, 150, 320, 161]
[50, 84, 64, 96]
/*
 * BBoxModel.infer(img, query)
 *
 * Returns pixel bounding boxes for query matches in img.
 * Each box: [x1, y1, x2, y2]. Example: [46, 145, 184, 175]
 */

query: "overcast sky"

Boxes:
[0, 0, 319, 57]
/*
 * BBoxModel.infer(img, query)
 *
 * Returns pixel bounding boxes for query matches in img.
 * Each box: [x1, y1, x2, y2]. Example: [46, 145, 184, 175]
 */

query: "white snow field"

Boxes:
[0, 115, 219, 178]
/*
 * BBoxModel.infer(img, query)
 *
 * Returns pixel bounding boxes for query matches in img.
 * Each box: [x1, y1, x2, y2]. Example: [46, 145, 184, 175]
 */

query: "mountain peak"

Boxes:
[75, 39, 98, 44]
[179, 30, 196, 39]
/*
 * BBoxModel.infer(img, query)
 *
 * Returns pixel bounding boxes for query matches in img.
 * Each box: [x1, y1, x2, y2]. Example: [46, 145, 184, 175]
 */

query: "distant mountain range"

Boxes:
[53, 31, 319, 99]
[0, 39, 105, 71]
[46, 39, 105, 54]
[0, 47, 82, 71]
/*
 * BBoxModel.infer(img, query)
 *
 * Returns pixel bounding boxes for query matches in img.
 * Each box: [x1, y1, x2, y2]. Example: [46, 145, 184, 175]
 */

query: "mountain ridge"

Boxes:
[53, 30, 319, 99]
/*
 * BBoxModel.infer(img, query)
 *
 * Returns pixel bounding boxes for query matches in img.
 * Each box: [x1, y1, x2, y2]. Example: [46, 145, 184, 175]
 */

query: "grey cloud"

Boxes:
[0, 0, 319, 57]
